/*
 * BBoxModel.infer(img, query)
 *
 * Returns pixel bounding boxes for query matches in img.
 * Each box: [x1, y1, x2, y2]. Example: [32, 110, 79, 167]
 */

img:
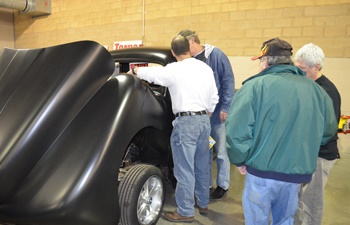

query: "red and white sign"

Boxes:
[129, 62, 148, 70]
[113, 40, 143, 50]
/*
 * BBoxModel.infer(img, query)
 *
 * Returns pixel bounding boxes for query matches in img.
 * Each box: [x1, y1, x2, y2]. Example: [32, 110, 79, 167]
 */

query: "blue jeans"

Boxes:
[243, 172, 300, 225]
[171, 115, 211, 217]
[209, 122, 230, 190]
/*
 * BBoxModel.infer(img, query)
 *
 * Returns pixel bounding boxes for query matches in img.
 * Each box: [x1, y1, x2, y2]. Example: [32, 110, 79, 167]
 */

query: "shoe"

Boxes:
[162, 210, 194, 223]
[209, 187, 215, 194]
[195, 204, 208, 215]
[210, 186, 228, 201]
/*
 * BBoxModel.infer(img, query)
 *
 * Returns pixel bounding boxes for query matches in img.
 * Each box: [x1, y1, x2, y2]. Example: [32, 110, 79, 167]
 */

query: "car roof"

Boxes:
[109, 47, 176, 66]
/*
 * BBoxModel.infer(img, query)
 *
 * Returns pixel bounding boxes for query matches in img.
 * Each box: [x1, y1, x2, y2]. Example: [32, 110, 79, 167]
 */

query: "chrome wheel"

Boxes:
[137, 175, 163, 224]
[118, 164, 165, 225]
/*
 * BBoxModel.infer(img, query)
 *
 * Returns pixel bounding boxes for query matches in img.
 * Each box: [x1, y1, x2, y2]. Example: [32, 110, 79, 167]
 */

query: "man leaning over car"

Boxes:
[129, 35, 219, 223]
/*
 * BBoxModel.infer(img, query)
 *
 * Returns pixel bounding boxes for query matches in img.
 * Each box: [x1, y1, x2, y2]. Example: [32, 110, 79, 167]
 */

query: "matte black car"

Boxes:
[0, 41, 176, 225]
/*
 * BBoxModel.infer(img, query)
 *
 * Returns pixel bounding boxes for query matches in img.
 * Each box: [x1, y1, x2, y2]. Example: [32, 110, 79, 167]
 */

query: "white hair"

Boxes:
[295, 43, 325, 69]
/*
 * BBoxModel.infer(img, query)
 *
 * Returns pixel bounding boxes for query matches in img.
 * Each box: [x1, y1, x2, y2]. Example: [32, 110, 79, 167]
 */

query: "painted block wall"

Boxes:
[230, 57, 350, 115]
[0, 8, 14, 49]
[8, 0, 350, 115]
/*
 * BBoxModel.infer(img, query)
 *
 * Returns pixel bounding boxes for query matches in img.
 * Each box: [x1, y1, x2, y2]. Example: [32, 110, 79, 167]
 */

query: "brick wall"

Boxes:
[14, 0, 350, 58]
[12, 0, 350, 114]
[230, 57, 350, 115]
[0, 9, 14, 49]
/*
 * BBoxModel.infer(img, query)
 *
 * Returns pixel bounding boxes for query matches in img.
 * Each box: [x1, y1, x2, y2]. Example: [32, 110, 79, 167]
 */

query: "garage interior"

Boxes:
[1, 1, 349, 225]
[157, 135, 350, 225]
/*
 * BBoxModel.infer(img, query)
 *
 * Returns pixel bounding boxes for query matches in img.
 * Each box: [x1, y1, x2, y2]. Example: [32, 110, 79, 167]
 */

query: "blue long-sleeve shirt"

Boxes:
[196, 44, 235, 125]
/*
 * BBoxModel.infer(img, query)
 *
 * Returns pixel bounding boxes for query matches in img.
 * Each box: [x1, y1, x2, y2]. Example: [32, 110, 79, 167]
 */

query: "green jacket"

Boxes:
[225, 64, 337, 183]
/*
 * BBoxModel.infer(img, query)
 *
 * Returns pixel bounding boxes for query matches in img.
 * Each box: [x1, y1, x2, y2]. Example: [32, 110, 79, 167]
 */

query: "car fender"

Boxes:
[0, 41, 118, 224]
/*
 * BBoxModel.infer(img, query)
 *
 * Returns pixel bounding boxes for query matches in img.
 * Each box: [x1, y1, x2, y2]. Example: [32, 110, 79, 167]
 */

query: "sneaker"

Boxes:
[162, 210, 194, 223]
[210, 186, 228, 201]
[195, 204, 208, 215]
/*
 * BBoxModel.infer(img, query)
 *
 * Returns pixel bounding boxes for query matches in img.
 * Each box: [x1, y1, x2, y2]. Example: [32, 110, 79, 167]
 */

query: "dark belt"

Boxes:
[175, 110, 207, 117]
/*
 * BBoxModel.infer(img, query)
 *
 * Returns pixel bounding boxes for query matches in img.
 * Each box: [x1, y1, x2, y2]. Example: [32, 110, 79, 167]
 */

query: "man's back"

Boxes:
[137, 57, 218, 114]
[226, 37, 338, 225]
[165, 58, 217, 113]
[226, 64, 337, 182]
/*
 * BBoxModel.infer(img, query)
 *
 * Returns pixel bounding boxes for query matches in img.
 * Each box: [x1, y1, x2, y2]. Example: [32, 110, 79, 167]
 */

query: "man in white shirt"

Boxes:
[130, 35, 218, 223]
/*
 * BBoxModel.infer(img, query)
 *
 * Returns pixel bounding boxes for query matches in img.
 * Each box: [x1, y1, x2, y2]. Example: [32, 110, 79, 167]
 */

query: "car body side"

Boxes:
[0, 41, 175, 225]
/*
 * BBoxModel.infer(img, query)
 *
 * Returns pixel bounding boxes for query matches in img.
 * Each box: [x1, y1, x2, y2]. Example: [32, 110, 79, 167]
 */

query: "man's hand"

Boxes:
[127, 66, 139, 75]
[237, 166, 247, 175]
[220, 111, 228, 123]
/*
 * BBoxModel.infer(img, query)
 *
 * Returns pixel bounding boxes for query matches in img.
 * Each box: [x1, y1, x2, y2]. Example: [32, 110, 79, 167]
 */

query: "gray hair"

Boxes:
[178, 30, 201, 44]
[295, 43, 325, 69]
[263, 56, 294, 66]
[187, 32, 201, 44]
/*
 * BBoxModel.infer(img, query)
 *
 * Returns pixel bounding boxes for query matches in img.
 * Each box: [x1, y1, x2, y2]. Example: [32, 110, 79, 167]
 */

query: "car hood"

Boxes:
[0, 41, 119, 224]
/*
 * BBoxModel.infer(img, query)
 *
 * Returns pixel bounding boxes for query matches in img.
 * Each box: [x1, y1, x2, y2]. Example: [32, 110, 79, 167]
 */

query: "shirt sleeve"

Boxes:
[216, 50, 235, 113]
[137, 66, 175, 86]
[208, 77, 219, 113]
[225, 86, 254, 165]
[321, 93, 338, 146]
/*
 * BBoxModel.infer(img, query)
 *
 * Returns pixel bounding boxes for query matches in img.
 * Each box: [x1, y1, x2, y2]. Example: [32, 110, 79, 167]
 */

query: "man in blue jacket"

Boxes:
[225, 38, 338, 225]
[178, 30, 235, 200]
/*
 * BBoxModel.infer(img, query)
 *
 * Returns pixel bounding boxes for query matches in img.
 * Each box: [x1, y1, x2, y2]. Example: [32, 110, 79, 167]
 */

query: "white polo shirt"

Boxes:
[137, 57, 218, 114]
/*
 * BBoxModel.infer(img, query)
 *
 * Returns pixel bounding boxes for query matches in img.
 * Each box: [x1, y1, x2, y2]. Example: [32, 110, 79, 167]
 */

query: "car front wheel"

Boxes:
[118, 164, 165, 225]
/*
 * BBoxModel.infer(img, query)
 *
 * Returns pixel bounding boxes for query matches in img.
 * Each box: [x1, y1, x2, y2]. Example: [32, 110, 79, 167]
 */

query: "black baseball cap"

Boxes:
[251, 38, 293, 61]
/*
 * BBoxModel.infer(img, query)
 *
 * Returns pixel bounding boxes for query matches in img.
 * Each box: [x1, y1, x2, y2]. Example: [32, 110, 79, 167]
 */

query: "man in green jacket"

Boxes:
[225, 38, 338, 225]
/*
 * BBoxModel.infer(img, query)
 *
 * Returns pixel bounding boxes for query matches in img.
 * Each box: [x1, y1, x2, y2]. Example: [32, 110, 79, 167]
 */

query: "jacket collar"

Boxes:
[242, 64, 305, 85]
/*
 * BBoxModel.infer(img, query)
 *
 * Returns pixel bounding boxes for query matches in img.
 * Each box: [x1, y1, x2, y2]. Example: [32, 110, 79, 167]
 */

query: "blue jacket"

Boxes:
[225, 64, 338, 183]
[203, 45, 235, 125]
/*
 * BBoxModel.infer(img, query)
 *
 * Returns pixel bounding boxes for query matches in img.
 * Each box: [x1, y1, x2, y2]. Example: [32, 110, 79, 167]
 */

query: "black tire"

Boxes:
[118, 164, 165, 225]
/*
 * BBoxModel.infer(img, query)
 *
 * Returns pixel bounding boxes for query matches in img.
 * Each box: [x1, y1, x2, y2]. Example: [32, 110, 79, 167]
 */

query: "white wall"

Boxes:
[229, 56, 350, 115]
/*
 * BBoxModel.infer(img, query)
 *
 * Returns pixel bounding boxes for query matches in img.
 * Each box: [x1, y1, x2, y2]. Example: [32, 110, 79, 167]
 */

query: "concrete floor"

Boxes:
[157, 134, 350, 225]
[0, 137, 348, 225]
